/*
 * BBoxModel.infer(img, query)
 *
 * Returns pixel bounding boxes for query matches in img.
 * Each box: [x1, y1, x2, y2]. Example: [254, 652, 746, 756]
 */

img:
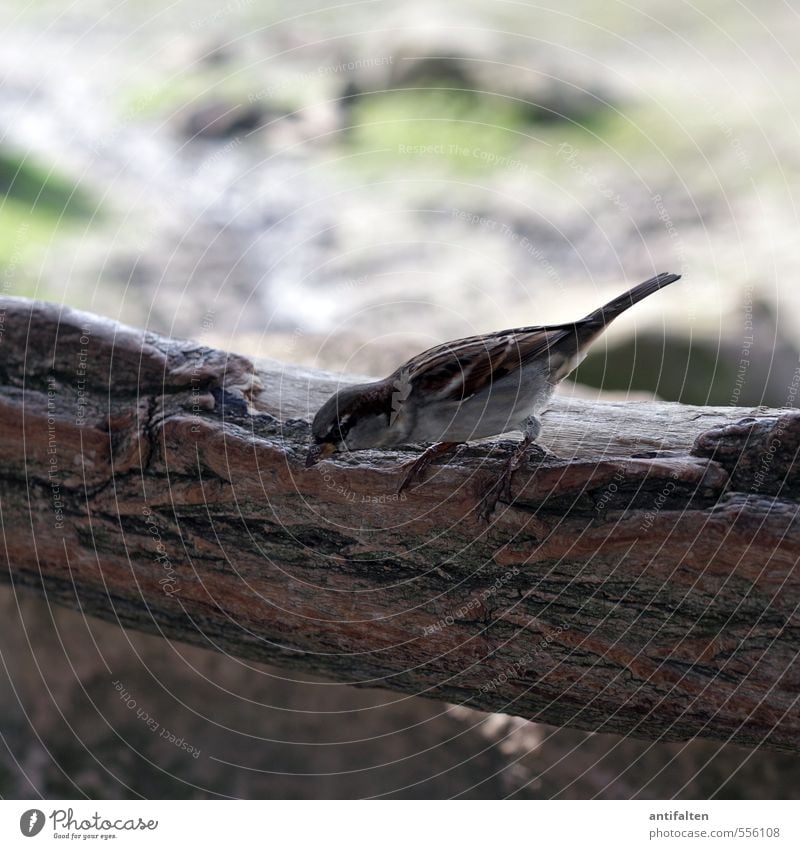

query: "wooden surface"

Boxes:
[1, 296, 798, 753]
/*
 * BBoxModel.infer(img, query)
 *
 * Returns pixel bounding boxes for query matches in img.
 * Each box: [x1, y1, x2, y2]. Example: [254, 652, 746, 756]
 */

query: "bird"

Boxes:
[306, 272, 681, 516]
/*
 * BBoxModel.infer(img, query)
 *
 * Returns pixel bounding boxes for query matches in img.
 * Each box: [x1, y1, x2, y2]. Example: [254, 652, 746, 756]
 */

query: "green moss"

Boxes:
[343, 89, 540, 174]
[119, 77, 211, 120]
[0, 149, 97, 293]
[0, 200, 62, 267]
[0, 151, 94, 219]
[339, 84, 676, 180]
[118, 68, 269, 121]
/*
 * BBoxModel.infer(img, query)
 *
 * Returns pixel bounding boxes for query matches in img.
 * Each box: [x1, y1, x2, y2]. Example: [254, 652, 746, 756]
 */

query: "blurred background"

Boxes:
[1, 0, 799, 798]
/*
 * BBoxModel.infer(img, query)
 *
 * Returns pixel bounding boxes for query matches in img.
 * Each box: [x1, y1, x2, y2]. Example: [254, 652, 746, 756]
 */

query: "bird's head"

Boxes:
[305, 382, 389, 467]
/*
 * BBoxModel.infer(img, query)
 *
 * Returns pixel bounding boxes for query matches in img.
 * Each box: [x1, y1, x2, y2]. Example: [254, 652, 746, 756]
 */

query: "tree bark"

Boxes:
[1, 296, 798, 754]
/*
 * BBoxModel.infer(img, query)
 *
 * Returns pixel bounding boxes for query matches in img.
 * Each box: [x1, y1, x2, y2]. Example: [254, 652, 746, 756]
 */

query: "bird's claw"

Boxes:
[397, 455, 429, 494]
[396, 442, 463, 495]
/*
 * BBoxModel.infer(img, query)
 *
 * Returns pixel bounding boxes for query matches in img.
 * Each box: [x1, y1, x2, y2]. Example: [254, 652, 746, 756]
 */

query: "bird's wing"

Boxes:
[400, 324, 580, 403]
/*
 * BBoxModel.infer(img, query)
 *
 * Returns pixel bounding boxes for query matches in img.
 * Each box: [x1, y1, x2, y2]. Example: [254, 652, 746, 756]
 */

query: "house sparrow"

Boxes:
[306, 272, 681, 515]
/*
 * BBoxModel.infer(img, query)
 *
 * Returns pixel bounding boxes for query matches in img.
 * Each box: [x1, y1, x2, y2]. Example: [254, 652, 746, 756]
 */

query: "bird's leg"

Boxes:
[501, 416, 546, 501]
[479, 416, 547, 519]
[397, 442, 463, 493]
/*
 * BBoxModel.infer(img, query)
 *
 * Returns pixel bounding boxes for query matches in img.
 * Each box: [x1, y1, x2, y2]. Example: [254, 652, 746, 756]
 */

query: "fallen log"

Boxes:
[0, 296, 798, 753]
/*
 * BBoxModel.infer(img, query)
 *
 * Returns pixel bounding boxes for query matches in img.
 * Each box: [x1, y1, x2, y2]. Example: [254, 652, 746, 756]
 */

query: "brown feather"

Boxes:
[396, 324, 579, 402]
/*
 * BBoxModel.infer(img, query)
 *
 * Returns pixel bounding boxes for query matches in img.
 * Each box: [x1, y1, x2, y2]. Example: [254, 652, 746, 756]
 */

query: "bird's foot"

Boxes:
[397, 442, 462, 494]
[477, 441, 550, 521]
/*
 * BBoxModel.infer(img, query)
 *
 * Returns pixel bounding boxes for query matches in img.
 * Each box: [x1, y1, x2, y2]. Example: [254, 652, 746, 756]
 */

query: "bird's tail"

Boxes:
[542, 272, 681, 383]
[582, 272, 681, 327]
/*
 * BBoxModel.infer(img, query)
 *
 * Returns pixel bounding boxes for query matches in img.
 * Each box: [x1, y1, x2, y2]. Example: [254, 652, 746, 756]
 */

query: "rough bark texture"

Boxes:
[1, 296, 798, 754]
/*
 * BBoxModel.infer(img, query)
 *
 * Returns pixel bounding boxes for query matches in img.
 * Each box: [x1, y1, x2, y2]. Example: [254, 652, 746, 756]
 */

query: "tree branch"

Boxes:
[1, 296, 798, 753]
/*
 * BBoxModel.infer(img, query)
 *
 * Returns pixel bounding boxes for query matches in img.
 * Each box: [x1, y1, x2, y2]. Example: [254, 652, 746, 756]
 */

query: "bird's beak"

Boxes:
[305, 442, 336, 467]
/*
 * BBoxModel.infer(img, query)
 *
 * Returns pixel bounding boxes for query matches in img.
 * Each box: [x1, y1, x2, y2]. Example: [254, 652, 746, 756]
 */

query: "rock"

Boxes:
[338, 37, 620, 126]
[388, 53, 478, 90]
[518, 75, 616, 125]
[181, 100, 268, 140]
